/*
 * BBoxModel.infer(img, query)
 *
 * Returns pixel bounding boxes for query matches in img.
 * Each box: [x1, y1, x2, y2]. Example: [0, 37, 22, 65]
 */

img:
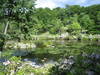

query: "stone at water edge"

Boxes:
[86, 71, 94, 75]
[30, 73, 34, 75]
[3, 60, 11, 66]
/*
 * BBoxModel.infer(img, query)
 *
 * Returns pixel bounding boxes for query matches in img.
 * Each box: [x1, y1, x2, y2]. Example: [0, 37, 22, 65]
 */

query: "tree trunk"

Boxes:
[4, 21, 9, 35]
[0, 21, 9, 51]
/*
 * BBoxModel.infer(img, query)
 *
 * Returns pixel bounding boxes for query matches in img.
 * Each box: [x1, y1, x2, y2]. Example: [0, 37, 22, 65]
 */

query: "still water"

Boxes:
[0, 40, 100, 65]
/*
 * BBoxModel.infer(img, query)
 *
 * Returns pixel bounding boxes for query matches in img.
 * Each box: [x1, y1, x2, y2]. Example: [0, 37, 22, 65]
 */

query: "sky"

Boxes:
[35, 0, 100, 9]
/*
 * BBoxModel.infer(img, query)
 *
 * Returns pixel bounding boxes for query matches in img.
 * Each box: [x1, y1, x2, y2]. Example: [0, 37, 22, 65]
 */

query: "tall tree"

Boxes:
[79, 14, 94, 30]
[0, 0, 36, 34]
[0, 0, 36, 51]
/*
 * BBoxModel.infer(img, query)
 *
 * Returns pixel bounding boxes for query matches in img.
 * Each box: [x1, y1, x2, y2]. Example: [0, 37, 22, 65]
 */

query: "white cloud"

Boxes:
[35, 0, 57, 9]
[35, 0, 90, 9]
[75, 0, 87, 4]
[35, 0, 70, 9]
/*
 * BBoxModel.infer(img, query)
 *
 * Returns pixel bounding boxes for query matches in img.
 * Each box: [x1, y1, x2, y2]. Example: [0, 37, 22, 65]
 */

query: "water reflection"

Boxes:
[0, 40, 100, 66]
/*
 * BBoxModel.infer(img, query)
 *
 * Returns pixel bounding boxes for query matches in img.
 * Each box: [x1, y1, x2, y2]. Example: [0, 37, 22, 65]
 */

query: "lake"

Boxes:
[0, 40, 100, 66]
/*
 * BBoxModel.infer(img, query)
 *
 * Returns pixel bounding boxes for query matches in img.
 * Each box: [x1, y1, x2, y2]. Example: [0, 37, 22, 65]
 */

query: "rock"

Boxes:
[3, 60, 10, 66]
[55, 56, 75, 71]
[95, 54, 100, 59]
[86, 71, 94, 75]
[89, 53, 100, 60]
[30, 73, 34, 75]
[84, 60, 93, 64]
[10, 70, 15, 75]
[60, 33, 69, 38]
[5, 42, 36, 49]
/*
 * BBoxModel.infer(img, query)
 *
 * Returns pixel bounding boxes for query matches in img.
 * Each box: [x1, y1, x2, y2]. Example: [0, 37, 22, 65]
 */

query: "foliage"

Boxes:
[0, 4, 100, 40]
[49, 53, 100, 75]
[0, 55, 53, 75]
[67, 22, 81, 34]
[0, 0, 36, 39]
[79, 14, 94, 29]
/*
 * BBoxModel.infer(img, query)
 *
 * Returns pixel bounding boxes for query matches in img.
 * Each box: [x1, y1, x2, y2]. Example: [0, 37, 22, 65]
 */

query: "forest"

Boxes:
[0, 1, 100, 41]
[0, 0, 100, 75]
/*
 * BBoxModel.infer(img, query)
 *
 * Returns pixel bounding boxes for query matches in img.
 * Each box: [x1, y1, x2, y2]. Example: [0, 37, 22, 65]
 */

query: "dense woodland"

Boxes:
[0, 0, 100, 41]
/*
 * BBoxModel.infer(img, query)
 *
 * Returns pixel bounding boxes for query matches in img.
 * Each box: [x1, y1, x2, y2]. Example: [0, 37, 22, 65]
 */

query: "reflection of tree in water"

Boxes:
[50, 52, 100, 75]
[80, 43, 100, 54]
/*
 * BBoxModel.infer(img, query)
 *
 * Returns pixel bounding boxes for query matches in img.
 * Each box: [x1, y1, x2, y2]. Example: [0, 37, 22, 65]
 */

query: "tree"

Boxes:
[96, 11, 100, 25]
[0, 0, 36, 51]
[0, 0, 35, 34]
[67, 22, 81, 35]
[89, 11, 100, 34]
[49, 19, 63, 34]
[67, 14, 81, 34]
[66, 5, 82, 16]
[79, 14, 94, 29]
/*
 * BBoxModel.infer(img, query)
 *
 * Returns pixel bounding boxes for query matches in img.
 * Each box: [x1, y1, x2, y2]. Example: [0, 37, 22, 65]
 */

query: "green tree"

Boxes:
[0, 0, 35, 34]
[89, 11, 100, 34]
[65, 14, 81, 34]
[66, 5, 82, 16]
[0, 0, 36, 50]
[67, 22, 81, 35]
[96, 11, 100, 25]
[79, 14, 94, 29]
[49, 19, 63, 34]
